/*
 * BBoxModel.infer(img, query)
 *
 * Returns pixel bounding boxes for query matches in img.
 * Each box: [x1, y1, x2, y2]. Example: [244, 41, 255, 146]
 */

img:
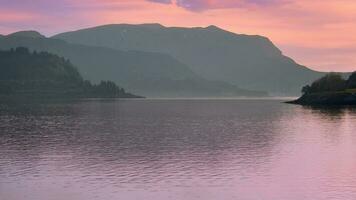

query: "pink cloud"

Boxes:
[148, 0, 290, 11]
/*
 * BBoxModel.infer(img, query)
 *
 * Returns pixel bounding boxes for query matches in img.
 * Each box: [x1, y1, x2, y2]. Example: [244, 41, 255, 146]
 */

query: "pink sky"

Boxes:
[1, 0, 356, 72]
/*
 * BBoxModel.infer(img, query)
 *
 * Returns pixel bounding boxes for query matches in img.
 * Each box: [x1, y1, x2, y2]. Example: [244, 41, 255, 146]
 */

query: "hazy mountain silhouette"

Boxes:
[0, 32, 266, 97]
[54, 23, 326, 95]
[8, 31, 46, 39]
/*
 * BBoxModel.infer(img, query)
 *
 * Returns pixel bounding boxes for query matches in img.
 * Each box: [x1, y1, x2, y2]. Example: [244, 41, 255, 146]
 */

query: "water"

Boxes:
[1, 99, 356, 200]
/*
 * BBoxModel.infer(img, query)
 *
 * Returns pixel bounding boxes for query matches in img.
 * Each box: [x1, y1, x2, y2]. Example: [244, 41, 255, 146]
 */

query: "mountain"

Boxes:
[0, 47, 140, 98]
[54, 23, 325, 95]
[8, 31, 46, 38]
[0, 31, 265, 97]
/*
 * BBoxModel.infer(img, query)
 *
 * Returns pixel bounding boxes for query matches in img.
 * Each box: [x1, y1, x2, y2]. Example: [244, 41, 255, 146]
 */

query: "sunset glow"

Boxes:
[1, 0, 356, 72]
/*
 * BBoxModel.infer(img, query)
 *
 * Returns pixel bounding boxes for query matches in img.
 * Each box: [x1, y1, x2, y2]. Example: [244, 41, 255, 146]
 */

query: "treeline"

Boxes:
[0, 47, 141, 98]
[302, 72, 356, 94]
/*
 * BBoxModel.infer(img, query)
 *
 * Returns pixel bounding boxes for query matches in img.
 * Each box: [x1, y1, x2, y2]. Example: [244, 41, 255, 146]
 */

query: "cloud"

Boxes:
[147, 0, 172, 4]
[147, 0, 289, 11]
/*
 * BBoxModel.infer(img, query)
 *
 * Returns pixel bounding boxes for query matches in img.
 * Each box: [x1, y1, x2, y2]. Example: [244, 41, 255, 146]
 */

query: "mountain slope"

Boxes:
[54, 24, 325, 95]
[0, 32, 265, 97]
[0, 47, 140, 98]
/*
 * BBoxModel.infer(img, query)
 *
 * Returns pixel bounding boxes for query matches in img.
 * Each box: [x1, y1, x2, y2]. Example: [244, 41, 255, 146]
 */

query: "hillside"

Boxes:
[0, 47, 140, 98]
[54, 23, 326, 95]
[288, 73, 356, 105]
[0, 31, 266, 97]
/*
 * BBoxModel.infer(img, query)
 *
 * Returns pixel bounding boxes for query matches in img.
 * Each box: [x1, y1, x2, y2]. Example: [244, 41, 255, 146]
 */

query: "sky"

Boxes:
[1, 0, 356, 72]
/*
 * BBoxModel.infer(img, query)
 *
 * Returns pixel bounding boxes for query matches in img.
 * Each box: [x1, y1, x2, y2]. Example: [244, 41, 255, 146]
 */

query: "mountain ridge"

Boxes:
[53, 23, 326, 95]
[7, 31, 45, 39]
[0, 32, 266, 97]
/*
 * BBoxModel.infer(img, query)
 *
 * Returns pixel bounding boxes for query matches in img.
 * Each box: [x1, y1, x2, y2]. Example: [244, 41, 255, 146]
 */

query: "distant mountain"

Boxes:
[0, 47, 140, 98]
[54, 23, 326, 95]
[8, 31, 45, 39]
[0, 32, 265, 97]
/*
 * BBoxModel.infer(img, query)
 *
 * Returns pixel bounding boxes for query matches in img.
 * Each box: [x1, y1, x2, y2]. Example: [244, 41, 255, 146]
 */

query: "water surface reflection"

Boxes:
[1, 99, 356, 200]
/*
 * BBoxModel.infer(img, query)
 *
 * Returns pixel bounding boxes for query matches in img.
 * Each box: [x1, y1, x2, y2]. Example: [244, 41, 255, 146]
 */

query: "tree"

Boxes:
[301, 85, 311, 94]
[347, 72, 356, 89]
[308, 73, 346, 93]
[0, 48, 139, 98]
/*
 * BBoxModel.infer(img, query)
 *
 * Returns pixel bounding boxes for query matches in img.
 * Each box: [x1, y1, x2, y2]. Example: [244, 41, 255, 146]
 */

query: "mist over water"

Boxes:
[1, 99, 356, 200]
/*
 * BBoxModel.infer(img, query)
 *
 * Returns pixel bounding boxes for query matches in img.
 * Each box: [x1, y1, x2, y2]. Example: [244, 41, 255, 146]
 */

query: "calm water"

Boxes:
[1, 99, 356, 200]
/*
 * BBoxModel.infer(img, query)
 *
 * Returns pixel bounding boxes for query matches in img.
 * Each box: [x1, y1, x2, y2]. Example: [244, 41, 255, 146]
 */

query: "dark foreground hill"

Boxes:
[0, 47, 141, 98]
[54, 23, 326, 95]
[0, 31, 266, 97]
[288, 73, 356, 105]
